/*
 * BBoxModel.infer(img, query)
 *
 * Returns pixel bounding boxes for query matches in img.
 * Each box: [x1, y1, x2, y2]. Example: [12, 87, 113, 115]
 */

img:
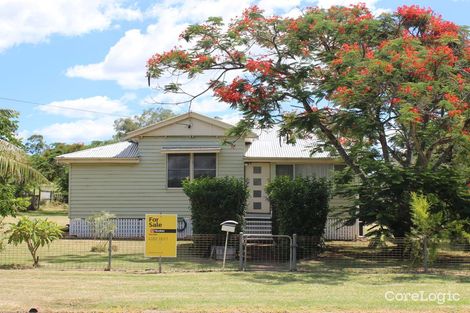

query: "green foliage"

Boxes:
[7, 217, 62, 267]
[183, 177, 248, 234]
[86, 211, 116, 252]
[406, 193, 443, 267]
[445, 220, 470, 245]
[0, 109, 21, 146]
[1, 139, 48, 186]
[0, 218, 6, 252]
[0, 110, 47, 219]
[266, 176, 330, 237]
[336, 163, 470, 238]
[146, 5, 470, 240]
[0, 183, 30, 217]
[113, 108, 176, 139]
[25, 134, 47, 154]
[29, 142, 86, 196]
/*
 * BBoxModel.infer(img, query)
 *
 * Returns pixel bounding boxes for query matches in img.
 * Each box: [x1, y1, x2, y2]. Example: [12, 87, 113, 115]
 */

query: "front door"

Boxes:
[245, 163, 271, 214]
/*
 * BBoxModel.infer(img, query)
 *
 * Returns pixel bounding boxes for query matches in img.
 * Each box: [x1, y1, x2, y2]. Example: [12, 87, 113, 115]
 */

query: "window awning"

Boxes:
[160, 146, 221, 154]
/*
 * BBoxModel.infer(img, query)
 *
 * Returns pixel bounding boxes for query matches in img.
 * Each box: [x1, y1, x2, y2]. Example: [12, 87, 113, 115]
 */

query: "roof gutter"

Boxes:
[56, 157, 140, 164]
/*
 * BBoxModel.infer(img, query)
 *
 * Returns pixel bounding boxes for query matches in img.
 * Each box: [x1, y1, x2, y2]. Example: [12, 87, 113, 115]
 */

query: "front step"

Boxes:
[244, 214, 272, 235]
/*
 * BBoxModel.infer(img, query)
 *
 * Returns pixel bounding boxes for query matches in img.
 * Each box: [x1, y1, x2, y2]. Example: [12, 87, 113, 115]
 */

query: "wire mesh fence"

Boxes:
[0, 234, 468, 273]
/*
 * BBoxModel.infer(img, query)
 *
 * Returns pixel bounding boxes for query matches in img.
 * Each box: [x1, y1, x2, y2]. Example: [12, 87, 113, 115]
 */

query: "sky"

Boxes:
[1, 0, 469, 144]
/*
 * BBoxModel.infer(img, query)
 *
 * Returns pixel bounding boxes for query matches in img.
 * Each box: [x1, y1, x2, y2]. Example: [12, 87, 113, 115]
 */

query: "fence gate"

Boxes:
[239, 233, 296, 271]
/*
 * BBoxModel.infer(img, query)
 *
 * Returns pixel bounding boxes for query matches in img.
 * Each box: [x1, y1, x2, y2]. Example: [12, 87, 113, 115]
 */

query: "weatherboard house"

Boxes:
[57, 112, 358, 240]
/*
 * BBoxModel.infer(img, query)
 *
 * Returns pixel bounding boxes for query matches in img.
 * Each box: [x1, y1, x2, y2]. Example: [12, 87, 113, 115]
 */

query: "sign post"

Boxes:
[145, 214, 177, 272]
[220, 220, 238, 270]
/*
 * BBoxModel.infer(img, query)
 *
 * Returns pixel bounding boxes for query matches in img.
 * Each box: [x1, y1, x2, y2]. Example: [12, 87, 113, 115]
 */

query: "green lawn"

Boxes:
[2, 202, 69, 227]
[0, 269, 468, 312]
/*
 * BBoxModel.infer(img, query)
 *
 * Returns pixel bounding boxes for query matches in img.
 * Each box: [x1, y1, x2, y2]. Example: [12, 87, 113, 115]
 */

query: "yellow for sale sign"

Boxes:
[145, 214, 177, 257]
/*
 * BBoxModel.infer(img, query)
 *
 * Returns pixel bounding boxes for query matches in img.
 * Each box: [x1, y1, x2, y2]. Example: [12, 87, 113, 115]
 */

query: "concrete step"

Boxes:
[244, 213, 272, 219]
[245, 221, 272, 225]
[244, 226, 273, 232]
[244, 224, 272, 228]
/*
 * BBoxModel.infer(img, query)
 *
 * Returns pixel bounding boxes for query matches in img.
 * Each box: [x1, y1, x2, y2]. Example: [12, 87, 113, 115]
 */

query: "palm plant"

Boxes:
[0, 138, 47, 184]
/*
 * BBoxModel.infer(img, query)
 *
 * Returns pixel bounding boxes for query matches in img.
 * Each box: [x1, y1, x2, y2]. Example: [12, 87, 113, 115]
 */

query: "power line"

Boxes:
[0, 96, 129, 118]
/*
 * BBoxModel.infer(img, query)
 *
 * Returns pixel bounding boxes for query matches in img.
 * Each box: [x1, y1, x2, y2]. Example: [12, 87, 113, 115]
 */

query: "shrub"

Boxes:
[86, 211, 116, 252]
[266, 176, 330, 237]
[7, 217, 62, 267]
[406, 193, 443, 268]
[183, 176, 248, 234]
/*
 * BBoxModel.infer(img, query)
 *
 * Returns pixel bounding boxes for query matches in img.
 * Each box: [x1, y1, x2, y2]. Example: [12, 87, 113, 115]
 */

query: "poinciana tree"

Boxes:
[146, 5, 470, 238]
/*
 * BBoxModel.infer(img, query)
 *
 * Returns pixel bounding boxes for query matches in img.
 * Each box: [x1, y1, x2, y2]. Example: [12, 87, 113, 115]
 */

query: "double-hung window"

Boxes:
[193, 153, 217, 178]
[275, 164, 294, 179]
[167, 153, 216, 188]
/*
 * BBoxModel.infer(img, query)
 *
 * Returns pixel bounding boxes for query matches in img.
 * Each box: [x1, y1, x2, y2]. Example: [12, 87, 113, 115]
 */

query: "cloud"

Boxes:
[219, 112, 243, 126]
[315, 0, 386, 14]
[65, 0, 387, 90]
[0, 0, 142, 52]
[37, 96, 129, 119]
[34, 95, 131, 143]
[66, 0, 315, 89]
[34, 117, 117, 143]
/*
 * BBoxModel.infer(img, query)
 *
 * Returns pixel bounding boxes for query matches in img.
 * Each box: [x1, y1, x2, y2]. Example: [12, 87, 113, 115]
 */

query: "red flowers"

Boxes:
[213, 78, 245, 103]
[397, 5, 432, 25]
[391, 98, 401, 105]
[287, 19, 299, 31]
[448, 110, 462, 118]
[147, 49, 190, 68]
[409, 107, 423, 123]
[335, 86, 353, 95]
[245, 59, 273, 76]
[444, 93, 460, 105]
[409, 106, 419, 114]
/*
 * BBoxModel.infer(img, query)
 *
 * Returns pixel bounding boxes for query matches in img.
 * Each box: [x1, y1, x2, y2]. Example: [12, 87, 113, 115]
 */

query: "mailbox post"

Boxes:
[220, 220, 238, 269]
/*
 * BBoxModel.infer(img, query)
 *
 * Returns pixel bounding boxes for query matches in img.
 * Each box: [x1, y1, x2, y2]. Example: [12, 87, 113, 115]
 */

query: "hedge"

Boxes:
[266, 176, 330, 237]
[183, 176, 248, 234]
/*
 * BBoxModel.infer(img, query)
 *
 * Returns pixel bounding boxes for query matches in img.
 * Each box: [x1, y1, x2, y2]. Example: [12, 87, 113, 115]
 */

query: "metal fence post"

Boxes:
[106, 231, 112, 271]
[423, 236, 428, 273]
[238, 232, 244, 271]
[292, 234, 297, 272]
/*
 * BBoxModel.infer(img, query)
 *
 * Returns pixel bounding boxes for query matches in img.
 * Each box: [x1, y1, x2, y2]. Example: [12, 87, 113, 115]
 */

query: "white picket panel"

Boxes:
[70, 217, 193, 239]
[70, 217, 356, 240]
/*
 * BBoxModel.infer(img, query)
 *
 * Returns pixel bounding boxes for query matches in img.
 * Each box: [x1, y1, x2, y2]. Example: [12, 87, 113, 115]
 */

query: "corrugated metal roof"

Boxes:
[57, 141, 139, 159]
[244, 128, 331, 159]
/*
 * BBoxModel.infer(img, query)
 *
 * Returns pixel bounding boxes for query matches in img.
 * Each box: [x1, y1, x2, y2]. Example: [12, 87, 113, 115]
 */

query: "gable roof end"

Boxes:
[123, 112, 245, 140]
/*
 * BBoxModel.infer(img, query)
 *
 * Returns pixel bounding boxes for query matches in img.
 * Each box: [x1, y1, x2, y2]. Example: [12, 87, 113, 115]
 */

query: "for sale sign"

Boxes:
[145, 214, 177, 257]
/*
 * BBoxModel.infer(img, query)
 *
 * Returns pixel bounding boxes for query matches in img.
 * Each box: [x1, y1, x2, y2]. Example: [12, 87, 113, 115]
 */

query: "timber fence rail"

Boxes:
[0, 234, 468, 273]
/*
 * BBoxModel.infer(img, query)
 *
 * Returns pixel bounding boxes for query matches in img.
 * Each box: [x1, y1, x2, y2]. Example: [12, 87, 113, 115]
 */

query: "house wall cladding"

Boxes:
[69, 136, 245, 219]
[69, 217, 358, 240]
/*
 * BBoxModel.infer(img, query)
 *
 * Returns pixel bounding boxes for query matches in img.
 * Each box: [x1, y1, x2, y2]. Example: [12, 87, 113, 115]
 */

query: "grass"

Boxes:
[0, 238, 241, 271]
[2, 201, 69, 227]
[0, 207, 468, 311]
[0, 269, 468, 312]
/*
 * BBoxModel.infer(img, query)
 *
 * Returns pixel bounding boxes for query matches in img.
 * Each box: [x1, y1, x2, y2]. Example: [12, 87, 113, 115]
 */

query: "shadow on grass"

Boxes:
[227, 269, 349, 285]
[38, 252, 238, 272]
[390, 271, 470, 283]
[0, 264, 32, 270]
[20, 210, 67, 217]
